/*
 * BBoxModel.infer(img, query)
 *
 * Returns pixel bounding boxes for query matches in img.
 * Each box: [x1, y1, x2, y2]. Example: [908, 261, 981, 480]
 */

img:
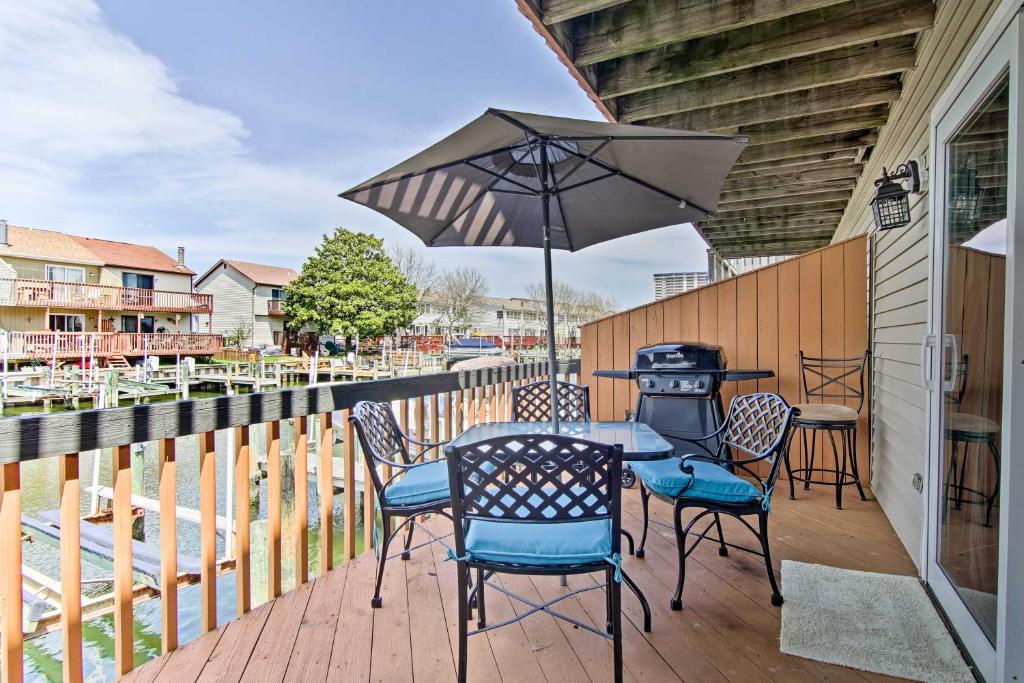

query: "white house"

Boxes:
[195, 259, 301, 348]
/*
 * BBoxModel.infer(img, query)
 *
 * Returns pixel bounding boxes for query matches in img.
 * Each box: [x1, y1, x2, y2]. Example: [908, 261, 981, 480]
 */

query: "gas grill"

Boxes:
[594, 342, 774, 467]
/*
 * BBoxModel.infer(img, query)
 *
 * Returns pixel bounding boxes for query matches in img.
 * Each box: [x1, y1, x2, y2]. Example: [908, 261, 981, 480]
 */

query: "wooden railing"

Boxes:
[0, 278, 213, 314]
[266, 299, 286, 315]
[0, 360, 578, 681]
[4, 331, 224, 359]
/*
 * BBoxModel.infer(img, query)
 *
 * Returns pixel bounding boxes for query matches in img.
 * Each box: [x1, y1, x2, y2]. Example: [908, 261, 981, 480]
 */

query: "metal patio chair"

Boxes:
[511, 379, 591, 422]
[445, 433, 628, 683]
[349, 400, 452, 608]
[783, 351, 868, 509]
[944, 354, 1000, 526]
[631, 393, 797, 608]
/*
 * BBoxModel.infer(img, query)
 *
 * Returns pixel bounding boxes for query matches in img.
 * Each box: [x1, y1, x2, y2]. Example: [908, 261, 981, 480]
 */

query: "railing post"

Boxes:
[60, 454, 84, 682]
[455, 390, 465, 436]
[1, 463, 23, 683]
[199, 431, 217, 633]
[266, 421, 282, 598]
[415, 396, 425, 444]
[342, 411, 356, 560]
[430, 393, 440, 450]
[112, 445, 133, 677]
[158, 439, 178, 653]
[294, 416, 309, 585]
[234, 426, 251, 615]
[318, 413, 334, 573]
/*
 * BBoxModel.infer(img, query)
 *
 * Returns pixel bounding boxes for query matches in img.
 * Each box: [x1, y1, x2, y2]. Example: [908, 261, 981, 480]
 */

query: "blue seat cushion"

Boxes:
[631, 458, 761, 505]
[464, 518, 612, 566]
[384, 460, 450, 506]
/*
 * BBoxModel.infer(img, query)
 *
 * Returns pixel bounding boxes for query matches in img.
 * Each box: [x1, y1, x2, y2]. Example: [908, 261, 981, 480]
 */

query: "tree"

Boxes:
[285, 228, 417, 344]
[225, 316, 253, 349]
[525, 281, 618, 342]
[431, 266, 489, 339]
[388, 244, 437, 298]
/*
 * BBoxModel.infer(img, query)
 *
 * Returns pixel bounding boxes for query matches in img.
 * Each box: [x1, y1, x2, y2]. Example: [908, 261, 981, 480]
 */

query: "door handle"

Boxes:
[942, 334, 959, 393]
[921, 334, 937, 391]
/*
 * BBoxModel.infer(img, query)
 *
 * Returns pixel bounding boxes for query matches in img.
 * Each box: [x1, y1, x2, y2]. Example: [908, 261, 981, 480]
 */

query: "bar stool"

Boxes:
[943, 354, 1000, 527]
[783, 352, 868, 509]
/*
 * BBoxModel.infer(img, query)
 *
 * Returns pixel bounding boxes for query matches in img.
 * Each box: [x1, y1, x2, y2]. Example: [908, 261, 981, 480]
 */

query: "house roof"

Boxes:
[0, 225, 105, 266]
[200, 259, 299, 287]
[70, 235, 194, 275]
[0, 224, 193, 274]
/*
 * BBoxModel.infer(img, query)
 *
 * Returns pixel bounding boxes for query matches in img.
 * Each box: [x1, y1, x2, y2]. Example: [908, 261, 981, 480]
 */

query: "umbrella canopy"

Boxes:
[342, 109, 747, 423]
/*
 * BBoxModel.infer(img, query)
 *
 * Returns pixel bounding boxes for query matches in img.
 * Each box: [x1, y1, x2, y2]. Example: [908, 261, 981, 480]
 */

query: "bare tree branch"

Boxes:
[431, 266, 489, 338]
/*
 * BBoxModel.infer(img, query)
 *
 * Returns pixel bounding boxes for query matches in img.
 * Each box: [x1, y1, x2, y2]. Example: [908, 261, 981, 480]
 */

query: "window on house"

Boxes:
[271, 288, 286, 300]
[122, 272, 155, 289]
[48, 314, 84, 332]
[122, 315, 155, 333]
[45, 265, 85, 283]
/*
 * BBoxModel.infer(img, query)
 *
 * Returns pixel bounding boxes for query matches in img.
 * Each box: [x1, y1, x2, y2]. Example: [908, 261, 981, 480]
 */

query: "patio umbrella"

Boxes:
[341, 109, 747, 424]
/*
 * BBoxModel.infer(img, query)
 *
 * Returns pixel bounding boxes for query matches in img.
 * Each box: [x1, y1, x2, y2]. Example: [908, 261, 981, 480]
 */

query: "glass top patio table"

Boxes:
[448, 421, 673, 461]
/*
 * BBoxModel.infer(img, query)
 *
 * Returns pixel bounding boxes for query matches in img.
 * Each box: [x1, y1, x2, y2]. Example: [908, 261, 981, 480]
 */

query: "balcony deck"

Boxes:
[125, 486, 915, 683]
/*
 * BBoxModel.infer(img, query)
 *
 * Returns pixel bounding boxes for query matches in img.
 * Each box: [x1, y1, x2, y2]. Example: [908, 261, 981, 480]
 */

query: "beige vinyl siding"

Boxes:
[196, 265, 257, 343]
[98, 267, 192, 292]
[831, 0, 1003, 568]
[0, 256, 102, 282]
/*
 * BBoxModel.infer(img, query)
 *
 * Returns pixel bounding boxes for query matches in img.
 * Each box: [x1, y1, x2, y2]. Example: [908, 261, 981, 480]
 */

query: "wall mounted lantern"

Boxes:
[870, 160, 922, 231]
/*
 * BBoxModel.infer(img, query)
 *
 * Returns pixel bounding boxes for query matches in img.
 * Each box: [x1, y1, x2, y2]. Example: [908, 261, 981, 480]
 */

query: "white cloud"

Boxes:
[0, 0, 706, 308]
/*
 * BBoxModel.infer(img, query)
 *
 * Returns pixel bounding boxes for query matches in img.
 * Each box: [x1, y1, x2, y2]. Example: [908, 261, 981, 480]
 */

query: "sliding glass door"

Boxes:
[927, 9, 1023, 681]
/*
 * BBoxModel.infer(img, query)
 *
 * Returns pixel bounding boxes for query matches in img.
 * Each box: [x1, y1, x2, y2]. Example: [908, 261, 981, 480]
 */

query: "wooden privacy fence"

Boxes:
[580, 235, 869, 483]
[0, 360, 578, 681]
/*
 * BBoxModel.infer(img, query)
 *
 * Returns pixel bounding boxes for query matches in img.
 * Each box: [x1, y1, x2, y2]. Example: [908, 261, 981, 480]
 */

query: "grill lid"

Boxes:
[633, 342, 727, 371]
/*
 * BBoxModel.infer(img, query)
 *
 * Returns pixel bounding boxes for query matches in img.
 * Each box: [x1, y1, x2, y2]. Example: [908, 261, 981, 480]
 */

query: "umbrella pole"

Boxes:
[540, 140, 560, 428]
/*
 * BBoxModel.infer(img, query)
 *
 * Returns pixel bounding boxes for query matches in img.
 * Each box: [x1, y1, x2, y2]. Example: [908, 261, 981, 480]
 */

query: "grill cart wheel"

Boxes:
[621, 466, 637, 488]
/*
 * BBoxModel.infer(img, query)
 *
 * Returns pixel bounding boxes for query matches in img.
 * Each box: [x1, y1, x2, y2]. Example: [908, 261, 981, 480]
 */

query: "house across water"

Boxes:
[0, 221, 220, 366]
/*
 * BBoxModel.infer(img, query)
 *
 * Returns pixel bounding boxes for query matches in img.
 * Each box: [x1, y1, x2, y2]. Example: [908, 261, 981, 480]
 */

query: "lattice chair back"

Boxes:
[445, 434, 622, 552]
[511, 380, 591, 423]
[718, 393, 797, 497]
[350, 400, 410, 498]
[799, 351, 867, 413]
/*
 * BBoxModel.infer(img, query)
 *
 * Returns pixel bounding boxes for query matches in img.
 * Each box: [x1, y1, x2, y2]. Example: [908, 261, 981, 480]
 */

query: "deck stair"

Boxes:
[106, 354, 131, 369]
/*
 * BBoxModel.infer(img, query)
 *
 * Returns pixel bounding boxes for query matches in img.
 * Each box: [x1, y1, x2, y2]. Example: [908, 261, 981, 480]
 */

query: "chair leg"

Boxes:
[636, 483, 650, 559]
[457, 563, 469, 683]
[371, 515, 395, 608]
[606, 568, 613, 634]
[946, 441, 960, 514]
[610, 568, 623, 683]
[956, 443, 969, 510]
[671, 503, 686, 611]
[620, 529, 635, 556]
[847, 429, 867, 501]
[827, 429, 843, 509]
[476, 567, 487, 629]
[784, 436, 796, 500]
[401, 518, 415, 561]
[621, 570, 651, 632]
[757, 511, 783, 607]
[713, 513, 728, 556]
[803, 430, 816, 491]
[986, 440, 1001, 527]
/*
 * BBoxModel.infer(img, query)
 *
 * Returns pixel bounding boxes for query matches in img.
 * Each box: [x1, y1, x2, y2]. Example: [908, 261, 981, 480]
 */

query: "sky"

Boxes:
[0, 0, 711, 308]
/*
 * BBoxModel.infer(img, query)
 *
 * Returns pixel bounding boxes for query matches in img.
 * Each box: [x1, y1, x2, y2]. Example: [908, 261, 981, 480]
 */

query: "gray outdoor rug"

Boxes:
[779, 561, 974, 682]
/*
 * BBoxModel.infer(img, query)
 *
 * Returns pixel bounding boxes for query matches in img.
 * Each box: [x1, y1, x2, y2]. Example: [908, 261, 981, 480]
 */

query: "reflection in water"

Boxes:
[18, 405, 365, 681]
[939, 74, 1007, 644]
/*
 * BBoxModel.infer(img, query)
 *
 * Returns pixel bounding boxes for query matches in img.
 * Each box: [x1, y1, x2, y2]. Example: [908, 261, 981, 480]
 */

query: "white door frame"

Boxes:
[925, 2, 1024, 680]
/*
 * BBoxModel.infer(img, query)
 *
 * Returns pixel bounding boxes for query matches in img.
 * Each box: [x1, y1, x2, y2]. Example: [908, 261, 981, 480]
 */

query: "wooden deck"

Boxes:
[125, 486, 917, 683]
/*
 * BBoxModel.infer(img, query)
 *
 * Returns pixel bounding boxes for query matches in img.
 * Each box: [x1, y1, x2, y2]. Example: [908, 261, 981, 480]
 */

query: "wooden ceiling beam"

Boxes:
[573, 0, 848, 66]
[541, 0, 631, 25]
[643, 74, 903, 131]
[717, 239, 831, 257]
[718, 189, 853, 212]
[723, 164, 862, 191]
[735, 130, 878, 166]
[720, 178, 857, 203]
[727, 157, 859, 180]
[617, 36, 916, 122]
[702, 214, 845, 231]
[597, 0, 934, 98]
[713, 200, 850, 223]
[710, 231, 836, 247]
[703, 226, 838, 241]
[734, 148, 861, 171]
[722, 105, 890, 146]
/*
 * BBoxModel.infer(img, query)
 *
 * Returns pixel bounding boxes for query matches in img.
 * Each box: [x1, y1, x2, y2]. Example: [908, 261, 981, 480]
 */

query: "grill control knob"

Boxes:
[670, 380, 680, 389]
[695, 380, 704, 390]
[642, 378, 656, 389]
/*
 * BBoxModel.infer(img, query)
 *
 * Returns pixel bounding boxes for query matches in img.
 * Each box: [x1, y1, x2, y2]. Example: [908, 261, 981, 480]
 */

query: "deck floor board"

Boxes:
[125, 488, 918, 682]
